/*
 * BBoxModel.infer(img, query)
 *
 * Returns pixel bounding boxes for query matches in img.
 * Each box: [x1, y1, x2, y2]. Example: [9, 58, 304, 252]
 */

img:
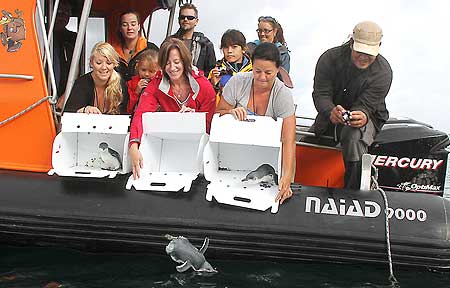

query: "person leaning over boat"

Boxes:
[64, 42, 129, 114]
[310, 21, 392, 189]
[113, 10, 159, 81]
[216, 42, 296, 204]
[128, 38, 216, 179]
[247, 16, 290, 74]
[208, 29, 252, 105]
[169, 3, 216, 76]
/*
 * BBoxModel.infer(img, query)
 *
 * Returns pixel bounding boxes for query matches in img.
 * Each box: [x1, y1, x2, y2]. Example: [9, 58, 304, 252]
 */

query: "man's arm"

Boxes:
[350, 65, 393, 120]
[312, 50, 336, 120]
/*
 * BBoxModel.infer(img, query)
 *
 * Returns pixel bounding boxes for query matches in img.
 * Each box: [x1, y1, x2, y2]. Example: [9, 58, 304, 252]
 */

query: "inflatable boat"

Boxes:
[1, 0, 450, 272]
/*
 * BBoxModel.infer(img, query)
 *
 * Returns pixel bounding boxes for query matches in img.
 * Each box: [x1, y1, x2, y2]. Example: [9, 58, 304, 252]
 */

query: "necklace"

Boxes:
[171, 85, 190, 106]
[250, 79, 276, 116]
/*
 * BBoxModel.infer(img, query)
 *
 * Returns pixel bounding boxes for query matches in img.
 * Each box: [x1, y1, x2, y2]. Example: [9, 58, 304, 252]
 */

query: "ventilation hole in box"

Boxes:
[77, 125, 80, 128]
[234, 196, 251, 203]
[92, 126, 96, 129]
[243, 186, 247, 189]
[151, 182, 166, 187]
[109, 126, 112, 129]
[75, 171, 91, 175]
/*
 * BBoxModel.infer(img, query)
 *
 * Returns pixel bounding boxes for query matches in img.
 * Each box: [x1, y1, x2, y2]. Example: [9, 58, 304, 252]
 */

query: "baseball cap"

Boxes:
[352, 21, 383, 56]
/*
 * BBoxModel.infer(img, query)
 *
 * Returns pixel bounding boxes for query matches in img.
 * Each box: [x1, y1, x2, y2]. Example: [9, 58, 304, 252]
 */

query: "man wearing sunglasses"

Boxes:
[169, 3, 216, 76]
[310, 21, 393, 190]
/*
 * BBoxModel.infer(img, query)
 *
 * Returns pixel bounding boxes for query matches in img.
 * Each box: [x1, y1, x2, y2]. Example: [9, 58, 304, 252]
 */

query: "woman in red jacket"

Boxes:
[128, 38, 216, 179]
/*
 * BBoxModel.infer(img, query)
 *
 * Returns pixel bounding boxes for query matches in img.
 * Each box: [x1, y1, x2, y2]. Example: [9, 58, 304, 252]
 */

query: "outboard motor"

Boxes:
[369, 118, 450, 196]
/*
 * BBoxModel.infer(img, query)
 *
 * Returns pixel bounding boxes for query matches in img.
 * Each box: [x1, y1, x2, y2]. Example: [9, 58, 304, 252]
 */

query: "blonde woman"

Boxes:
[64, 42, 129, 114]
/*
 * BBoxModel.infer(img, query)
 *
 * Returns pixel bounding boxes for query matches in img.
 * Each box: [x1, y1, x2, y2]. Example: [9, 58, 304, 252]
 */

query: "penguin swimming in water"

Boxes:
[165, 234, 217, 273]
[98, 142, 122, 171]
[242, 164, 278, 187]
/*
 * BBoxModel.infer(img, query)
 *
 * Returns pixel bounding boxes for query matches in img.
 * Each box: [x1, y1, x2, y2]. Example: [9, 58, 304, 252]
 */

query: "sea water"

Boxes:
[1, 246, 449, 288]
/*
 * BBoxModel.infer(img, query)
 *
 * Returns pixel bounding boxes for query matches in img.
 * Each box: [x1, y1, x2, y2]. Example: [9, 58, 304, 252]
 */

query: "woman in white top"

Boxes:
[216, 42, 296, 204]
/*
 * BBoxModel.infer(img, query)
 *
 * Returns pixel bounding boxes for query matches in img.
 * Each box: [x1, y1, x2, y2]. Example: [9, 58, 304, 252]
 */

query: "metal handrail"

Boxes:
[36, 0, 58, 103]
[62, 0, 93, 111]
[166, 2, 176, 37]
[296, 141, 341, 151]
[0, 74, 34, 80]
[296, 129, 334, 140]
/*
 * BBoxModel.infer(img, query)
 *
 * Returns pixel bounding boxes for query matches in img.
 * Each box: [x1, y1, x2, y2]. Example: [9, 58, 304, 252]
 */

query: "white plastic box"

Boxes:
[203, 114, 283, 213]
[49, 112, 131, 178]
[126, 112, 208, 192]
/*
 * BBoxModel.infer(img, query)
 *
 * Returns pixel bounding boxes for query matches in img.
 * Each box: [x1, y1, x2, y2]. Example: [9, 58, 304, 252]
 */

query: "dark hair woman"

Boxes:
[216, 42, 296, 205]
[113, 10, 159, 81]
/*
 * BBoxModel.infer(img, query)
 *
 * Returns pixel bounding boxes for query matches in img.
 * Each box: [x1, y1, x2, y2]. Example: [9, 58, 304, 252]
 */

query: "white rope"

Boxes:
[0, 96, 52, 126]
[371, 166, 399, 285]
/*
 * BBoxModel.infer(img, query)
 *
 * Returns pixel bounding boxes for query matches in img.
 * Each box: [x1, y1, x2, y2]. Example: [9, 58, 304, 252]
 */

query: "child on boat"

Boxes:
[208, 29, 252, 105]
[126, 49, 160, 114]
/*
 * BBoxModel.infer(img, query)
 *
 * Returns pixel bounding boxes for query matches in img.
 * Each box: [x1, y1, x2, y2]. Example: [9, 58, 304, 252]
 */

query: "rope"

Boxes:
[371, 165, 399, 286]
[0, 96, 53, 126]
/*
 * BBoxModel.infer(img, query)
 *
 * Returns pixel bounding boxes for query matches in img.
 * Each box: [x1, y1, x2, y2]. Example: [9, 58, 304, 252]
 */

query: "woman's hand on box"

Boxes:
[77, 106, 102, 114]
[129, 143, 143, 180]
[275, 176, 293, 204]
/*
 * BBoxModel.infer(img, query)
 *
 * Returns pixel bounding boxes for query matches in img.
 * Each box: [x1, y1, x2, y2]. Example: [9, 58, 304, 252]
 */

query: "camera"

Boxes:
[217, 66, 231, 76]
[342, 110, 351, 124]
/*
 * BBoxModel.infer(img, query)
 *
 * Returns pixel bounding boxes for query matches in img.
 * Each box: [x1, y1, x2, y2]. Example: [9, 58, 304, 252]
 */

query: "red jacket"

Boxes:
[129, 70, 216, 144]
[127, 74, 158, 114]
[126, 75, 141, 114]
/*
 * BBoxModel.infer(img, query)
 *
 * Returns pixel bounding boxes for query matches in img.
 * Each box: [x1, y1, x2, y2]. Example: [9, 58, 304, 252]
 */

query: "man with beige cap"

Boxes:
[310, 21, 393, 189]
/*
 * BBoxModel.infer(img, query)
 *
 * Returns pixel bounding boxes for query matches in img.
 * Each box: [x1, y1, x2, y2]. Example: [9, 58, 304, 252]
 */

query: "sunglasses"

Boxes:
[256, 28, 273, 34]
[178, 15, 196, 21]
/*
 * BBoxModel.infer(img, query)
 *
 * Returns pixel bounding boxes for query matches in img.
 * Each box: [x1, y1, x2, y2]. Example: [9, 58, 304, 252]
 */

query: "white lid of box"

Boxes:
[61, 112, 130, 134]
[209, 114, 282, 147]
[142, 112, 206, 136]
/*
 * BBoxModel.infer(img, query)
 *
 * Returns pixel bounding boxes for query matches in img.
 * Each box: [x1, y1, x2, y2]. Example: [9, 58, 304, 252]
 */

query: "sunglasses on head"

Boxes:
[178, 15, 196, 21]
[258, 16, 278, 24]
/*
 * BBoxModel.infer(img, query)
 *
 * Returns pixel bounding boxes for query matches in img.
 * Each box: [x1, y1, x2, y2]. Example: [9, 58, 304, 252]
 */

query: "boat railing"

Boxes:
[36, 0, 58, 106]
[0, 74, 34, 80]
[61, 0, 93, 111]
[295, 115, 341, 151]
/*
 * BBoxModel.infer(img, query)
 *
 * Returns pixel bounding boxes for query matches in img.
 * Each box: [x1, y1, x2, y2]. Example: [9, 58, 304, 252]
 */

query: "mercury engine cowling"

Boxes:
[369, 117, 450, 196]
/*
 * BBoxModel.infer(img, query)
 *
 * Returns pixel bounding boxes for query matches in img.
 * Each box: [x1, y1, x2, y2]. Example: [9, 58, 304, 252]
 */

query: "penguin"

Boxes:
[242, 164, 278, 187]
[165, 234, 216, 273]
[98, 142, 122, 171]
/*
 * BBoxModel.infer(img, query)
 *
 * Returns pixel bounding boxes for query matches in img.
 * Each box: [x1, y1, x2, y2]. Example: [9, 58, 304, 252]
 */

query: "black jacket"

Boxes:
[170, 30, 216, 76]
[116, 41, 159, 82]
[53, 28, 78, 97]
[312, 41, 392, 136]
[64, 73, 129, 114]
